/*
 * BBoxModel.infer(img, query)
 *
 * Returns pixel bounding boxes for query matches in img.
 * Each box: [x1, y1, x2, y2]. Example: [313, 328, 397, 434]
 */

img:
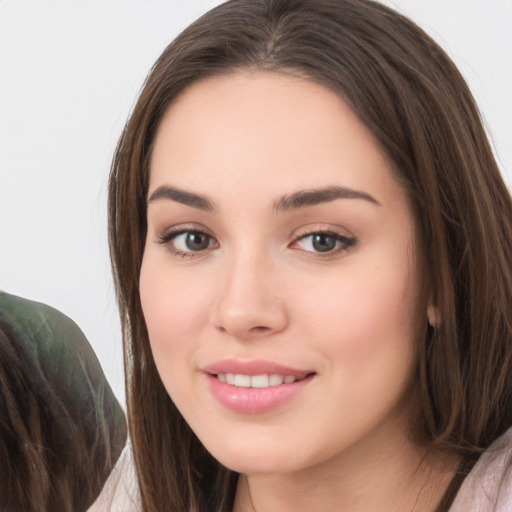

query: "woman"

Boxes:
[108, 0, 512, 510]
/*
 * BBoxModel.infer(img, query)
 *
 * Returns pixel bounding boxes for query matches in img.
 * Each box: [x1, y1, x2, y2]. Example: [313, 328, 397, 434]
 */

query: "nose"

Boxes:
[209, 250, 288, 340]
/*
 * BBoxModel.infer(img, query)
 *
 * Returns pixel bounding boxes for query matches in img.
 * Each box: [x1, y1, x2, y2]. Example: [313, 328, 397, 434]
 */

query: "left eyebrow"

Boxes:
[273, 186, 381, 212]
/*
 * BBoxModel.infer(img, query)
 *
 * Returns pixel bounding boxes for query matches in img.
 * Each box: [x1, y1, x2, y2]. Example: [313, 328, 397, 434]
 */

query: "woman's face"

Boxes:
[140, 72, 429, 475]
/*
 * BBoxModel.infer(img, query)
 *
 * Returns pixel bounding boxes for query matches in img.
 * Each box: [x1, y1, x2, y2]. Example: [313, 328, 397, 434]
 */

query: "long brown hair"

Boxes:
[108, 1, 512, 510]
[0, 292, 127, 512]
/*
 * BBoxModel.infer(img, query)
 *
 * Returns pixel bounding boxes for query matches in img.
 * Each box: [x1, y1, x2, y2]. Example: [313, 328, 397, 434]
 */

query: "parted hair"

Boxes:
[108, 1, 512, 511]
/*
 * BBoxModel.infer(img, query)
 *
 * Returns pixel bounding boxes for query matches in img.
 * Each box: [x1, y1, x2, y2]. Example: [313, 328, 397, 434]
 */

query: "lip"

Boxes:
[202, 359, 315, 414]
[203, 358, 312, 379]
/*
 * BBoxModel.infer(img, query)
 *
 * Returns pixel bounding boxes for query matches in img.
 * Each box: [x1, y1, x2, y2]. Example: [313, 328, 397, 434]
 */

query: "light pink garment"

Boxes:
[87, 448, 139, 512]
[89, 429, 512, 511]
[450, 428, 512, 511]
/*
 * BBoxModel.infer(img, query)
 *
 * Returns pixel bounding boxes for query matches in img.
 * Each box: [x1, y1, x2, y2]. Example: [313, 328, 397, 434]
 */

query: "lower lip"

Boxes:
[205, 373, 314, 414]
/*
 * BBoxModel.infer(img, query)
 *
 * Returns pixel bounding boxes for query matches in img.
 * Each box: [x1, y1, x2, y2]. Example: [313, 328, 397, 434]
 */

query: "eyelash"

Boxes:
[157, 226, 356, 259]
[157, 227, 217, 258]
[291, 228, 356, 257]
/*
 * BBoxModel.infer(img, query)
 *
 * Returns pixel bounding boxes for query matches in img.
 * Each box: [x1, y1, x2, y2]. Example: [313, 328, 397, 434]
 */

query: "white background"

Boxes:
[1, 0, 510, 406]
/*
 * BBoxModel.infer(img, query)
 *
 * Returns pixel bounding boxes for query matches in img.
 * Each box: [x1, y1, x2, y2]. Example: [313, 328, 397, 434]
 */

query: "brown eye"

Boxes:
[293, 231, 356, 255]
[158, 229, 217, 256]
[185, 232, 210, 251]
[311, 234, 337, 252]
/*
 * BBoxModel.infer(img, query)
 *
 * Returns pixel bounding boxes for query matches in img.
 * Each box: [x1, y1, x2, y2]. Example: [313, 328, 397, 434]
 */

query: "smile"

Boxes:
[203, 360, 316, 414]
[216, 373, 302, 388]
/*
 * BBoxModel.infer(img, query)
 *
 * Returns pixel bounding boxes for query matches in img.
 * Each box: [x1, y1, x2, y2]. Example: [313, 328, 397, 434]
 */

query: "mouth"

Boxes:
[202, 359, 316, 413]
[214, 372, 313, 388]
[203, 359, 314, 386]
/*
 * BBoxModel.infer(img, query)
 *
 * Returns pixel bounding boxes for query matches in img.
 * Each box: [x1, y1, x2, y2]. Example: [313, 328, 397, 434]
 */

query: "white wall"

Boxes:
[1, 0, 510, 406]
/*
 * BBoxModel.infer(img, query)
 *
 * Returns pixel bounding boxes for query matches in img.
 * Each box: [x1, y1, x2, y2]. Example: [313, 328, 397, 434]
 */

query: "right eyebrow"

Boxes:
[147, 185, 215, 212]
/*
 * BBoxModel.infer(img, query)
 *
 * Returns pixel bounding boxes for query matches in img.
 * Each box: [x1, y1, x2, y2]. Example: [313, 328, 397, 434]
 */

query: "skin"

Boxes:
[140, 72, 456, 511]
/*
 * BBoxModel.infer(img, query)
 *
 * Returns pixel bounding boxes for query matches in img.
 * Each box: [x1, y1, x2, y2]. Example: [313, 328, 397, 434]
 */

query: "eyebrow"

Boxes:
[147, 184, 380, 213]
[148, 185, 215, 211]
[273, 186, 380, 212]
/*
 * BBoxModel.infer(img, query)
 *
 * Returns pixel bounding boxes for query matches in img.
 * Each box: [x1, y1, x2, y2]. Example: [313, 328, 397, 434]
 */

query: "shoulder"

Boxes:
[450, 428, 512, 511]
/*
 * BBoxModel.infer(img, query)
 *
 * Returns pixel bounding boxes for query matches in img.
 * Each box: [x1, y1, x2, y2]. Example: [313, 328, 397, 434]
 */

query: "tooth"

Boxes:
[251, 374, 270, 388]
[234, 374, 251, 387]
[269, 374, 284, 386]
[220, 373, 299, 387]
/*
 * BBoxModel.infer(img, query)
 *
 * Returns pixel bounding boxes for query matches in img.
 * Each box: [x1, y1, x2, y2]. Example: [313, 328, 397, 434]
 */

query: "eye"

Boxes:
[158, 228, 218, 257]
[292, 230, 356, 255]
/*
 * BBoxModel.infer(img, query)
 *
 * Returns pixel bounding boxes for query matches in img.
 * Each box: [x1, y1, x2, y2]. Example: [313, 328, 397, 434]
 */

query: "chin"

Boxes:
[218, 454, 297, 475]
[204, 437, 305, 475]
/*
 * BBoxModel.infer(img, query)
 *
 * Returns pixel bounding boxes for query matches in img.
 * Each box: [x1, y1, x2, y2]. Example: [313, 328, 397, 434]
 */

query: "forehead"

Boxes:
[149, 71, 402, 208]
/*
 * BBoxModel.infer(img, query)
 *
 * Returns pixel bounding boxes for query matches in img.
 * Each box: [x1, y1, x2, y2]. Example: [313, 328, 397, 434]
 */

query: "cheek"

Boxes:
[288, 261, 423, 447]
[140, 278, 200, 341]
[292, 255, 424, 371]
[139, 259, 217, 423]
[139, 256, 212, 385]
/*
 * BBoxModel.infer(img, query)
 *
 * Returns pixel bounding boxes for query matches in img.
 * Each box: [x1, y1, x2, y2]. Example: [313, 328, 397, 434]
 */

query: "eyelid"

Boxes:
[156, 223, 213, 240]
[292, 223, 355, 240]
[289, 224, 357, 256]
[156, 223, 218, 258]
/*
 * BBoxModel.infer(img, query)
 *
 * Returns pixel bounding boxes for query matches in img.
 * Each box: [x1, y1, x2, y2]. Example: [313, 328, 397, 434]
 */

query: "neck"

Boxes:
[233, 426, 459, 512]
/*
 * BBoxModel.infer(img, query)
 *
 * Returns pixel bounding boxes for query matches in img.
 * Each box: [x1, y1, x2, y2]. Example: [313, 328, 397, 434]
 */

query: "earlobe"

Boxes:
[427, 304, 440, 328]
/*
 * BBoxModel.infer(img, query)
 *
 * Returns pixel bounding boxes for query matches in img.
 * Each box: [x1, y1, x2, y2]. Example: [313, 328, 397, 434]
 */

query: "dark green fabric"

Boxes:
[0, 291, 127, 512]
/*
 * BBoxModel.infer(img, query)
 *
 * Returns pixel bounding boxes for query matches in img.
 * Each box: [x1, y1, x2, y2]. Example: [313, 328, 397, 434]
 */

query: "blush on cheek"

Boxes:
[142, 294, 195, 347]
[141, 260, 199, 327]
[310, 276, 417, 357]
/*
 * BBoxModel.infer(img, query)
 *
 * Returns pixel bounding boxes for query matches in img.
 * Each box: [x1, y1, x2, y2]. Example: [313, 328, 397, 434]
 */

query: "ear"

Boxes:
[427, 303, 440, 327]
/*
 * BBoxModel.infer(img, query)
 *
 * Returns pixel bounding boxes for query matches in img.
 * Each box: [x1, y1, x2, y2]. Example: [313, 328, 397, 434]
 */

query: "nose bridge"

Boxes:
[211, 242, 287, 338]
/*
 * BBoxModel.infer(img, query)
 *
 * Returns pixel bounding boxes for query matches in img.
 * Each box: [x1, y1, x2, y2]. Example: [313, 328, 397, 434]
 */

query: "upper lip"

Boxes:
[202, 359, 314, 379]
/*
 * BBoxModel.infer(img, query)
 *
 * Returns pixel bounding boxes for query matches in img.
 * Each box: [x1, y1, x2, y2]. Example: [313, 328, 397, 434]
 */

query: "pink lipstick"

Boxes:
[202, 359, 315, 414]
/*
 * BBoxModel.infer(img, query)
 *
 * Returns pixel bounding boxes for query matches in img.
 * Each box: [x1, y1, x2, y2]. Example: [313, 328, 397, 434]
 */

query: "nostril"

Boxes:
[249, 326, 271, 333]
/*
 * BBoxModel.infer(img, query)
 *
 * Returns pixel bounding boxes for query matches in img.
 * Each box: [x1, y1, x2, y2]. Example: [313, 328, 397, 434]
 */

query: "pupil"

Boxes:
[312, 234, 336, 252]
[186, 233, 209, 251]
